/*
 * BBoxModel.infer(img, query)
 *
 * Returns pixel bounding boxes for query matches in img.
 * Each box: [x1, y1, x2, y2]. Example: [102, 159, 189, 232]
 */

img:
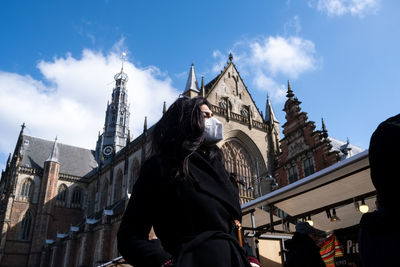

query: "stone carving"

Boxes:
[287, 138, 308, 159]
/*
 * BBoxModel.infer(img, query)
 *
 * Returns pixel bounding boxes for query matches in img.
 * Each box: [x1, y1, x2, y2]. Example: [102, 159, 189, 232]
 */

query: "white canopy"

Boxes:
[241, 150, 376, 234]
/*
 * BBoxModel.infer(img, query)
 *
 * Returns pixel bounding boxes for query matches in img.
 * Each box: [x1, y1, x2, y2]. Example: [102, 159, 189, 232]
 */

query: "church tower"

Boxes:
[28, 138, 60, 266]
[96, 55, 130, 166]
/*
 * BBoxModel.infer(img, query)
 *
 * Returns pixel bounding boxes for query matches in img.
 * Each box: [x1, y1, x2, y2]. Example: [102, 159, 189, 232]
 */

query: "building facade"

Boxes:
[0, 54, 281, 267]
[274, 81, 364, 187]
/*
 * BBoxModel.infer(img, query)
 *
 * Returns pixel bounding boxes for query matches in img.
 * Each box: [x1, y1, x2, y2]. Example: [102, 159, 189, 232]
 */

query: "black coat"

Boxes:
[117, 151, 251, 267]
[284, 233, 325, 267]
[359, 209, 400, 267]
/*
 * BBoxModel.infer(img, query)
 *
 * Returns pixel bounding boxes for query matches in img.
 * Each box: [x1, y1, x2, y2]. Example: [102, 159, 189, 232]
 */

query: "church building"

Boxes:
[0, 54, 282, 267]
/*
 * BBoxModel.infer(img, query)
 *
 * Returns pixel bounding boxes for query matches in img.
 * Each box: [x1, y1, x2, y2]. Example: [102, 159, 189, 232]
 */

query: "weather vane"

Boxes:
[121, 52, 127, 72]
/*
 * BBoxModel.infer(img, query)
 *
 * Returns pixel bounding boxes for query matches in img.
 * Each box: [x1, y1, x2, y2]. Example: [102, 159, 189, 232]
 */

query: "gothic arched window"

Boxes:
[221, 141, 256, 204]
[19, 210, 32, 240]
[56, 184, 67, 201]
[56, 184, 67, 206]
[71, 187, 82, 208]
[20, 178, 33, 201]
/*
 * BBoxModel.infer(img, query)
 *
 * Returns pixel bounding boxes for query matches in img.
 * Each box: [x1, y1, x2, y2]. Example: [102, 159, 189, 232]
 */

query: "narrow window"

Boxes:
[57, 184, 67, 201]
[303, 157, 315, 177]
[19, 211, 32, 240]
[71, 188, 82, 208]
[288, 165, 298, 184]
[20, 179, 33, 200]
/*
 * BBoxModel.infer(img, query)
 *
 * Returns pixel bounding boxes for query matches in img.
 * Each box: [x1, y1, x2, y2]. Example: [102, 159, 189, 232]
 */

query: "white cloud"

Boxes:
[0, 43, 180, 159]
[248, 36, 316, 78]
[211, 50, 227, 74]
[216, 35, 317, 103]
[253, 72, 286, 101]
[310, 0, 379, 17]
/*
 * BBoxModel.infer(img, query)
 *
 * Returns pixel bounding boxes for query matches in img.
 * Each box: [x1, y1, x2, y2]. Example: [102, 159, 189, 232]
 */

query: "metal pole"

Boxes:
[256, 159, 261, 197]
[251, 211, 256, 236]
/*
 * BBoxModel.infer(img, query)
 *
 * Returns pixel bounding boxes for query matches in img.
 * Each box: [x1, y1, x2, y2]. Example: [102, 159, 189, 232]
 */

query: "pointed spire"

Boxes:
[286, 80, 294, 99]
[6, 153, 11, 167]
[47, 137, 59, 163]
[321, 118, 328, 139]
[120, 52, 127, 72]
[163, 101, 167, 114]
[127, 129, 131, 145]
[321, 118, 327, 132]
[20, 122, 26, 134]
[200, 76, 206, 97]
[184, 63, 199, 93]
[143, 116, 148, 133]
[229, 52, 233, 62]
[114, 52, 128, 82]
[265, 94, 279, 124]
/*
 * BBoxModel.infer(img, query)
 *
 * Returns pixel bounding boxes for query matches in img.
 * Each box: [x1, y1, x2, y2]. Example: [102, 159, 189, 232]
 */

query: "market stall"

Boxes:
[241, 150, 376, 266]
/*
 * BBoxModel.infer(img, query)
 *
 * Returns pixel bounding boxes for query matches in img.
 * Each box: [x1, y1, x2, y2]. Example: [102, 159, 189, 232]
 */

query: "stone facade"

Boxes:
[0, 54, 280, 266]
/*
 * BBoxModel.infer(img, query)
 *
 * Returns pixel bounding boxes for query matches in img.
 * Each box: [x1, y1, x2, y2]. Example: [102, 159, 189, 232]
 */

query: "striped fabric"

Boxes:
[319, 235, 344, 267]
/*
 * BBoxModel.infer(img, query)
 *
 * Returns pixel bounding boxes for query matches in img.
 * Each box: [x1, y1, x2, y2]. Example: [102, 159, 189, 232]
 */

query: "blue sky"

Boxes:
[1, 0, 399, 172]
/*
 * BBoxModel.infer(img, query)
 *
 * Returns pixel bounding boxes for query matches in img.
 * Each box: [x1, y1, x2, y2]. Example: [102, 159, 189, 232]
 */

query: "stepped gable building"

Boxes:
[274, 81, 364, 187]
[0, 54, 281, 267]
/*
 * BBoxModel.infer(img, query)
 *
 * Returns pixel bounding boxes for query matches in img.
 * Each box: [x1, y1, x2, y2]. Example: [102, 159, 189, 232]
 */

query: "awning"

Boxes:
[241, 150, 376, 234]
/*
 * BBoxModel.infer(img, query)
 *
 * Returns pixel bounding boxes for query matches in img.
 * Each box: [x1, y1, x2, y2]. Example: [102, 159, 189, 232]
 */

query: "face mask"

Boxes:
[203, 117, 223, 145]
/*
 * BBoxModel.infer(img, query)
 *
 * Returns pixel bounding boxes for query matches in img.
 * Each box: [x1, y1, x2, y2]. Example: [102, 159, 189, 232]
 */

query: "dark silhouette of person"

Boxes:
[117, 96, 259, 267]
[284, 222, 326, 267]
[358, 113, 400, 267]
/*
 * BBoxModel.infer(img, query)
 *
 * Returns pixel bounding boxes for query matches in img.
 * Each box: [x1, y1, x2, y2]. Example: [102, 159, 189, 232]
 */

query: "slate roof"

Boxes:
[20, 135, 98, 178]
[328, 137, 365, 161]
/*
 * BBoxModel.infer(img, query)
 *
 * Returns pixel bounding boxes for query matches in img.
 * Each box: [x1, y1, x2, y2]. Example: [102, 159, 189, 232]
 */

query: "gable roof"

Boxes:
[204, 60, 265, 122]
[20, 135, 98, 178]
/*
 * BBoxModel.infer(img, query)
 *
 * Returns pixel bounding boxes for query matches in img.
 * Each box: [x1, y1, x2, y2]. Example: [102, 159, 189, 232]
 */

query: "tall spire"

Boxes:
[286, 80, 294, 99]
[265, 94, 279, 124]
[321, 118, 328, 139]
[114, 52, 129, 83]
[184, 63, 199, 93]
[200, 76, 206, 97]
[47, 137, 59, 163]
[143, 116, 147, 133]
[95, 56, 131, 166]
[162, 101, 167, 114]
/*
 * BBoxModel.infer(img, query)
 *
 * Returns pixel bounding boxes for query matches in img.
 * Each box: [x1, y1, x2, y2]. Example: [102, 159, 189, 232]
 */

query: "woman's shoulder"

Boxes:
[139, 154, 174, 182]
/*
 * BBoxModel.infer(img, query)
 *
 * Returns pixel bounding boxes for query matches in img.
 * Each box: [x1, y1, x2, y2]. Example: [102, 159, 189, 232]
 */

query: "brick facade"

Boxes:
[274, 82, 340, 187]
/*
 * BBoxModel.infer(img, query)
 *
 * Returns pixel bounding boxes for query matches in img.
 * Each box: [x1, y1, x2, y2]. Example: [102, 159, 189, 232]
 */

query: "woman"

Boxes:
[117, 96, 258, 267]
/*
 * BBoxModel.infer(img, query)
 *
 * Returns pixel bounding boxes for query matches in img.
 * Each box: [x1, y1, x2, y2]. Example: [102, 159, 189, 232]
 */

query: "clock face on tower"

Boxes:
[103, 146, 113, 156]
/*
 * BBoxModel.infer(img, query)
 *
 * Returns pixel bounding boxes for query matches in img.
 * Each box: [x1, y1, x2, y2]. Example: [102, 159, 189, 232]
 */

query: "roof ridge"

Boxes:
[23, 134, 95, 152]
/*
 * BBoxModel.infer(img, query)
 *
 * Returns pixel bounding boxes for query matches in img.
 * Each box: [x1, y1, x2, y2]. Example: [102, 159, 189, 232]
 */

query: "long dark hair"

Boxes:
[152, 96, 222, 178]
